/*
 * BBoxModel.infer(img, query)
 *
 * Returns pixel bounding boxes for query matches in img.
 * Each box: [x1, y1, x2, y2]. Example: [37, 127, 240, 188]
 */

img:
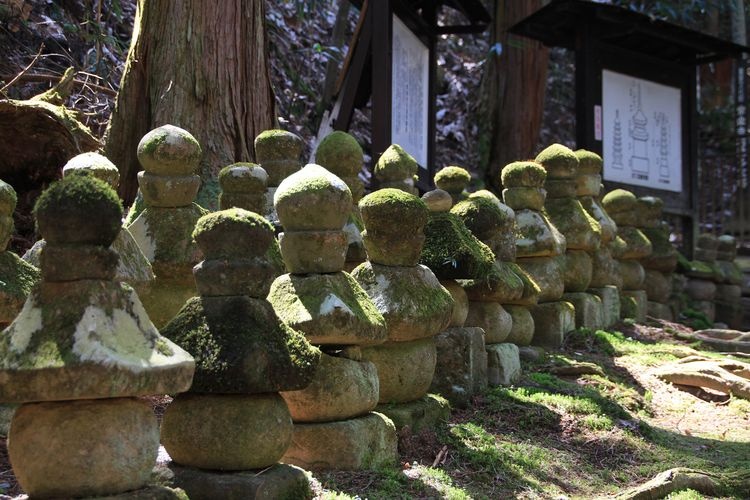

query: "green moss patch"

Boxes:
[254, 129, 303, 161]
[374, 144, 418, 181]
[420, 212, 495, 280]
[315, 131, 363, 177]
[500, 161, 547, 188]
[434, 166, 471, 194]
[359, 188, 428, 233]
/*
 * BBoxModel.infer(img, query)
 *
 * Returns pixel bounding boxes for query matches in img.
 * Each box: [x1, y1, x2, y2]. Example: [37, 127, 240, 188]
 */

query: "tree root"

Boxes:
[548, 361, 604, 376]
[655, 356, 750, 400]
[615, 468, 750, 499]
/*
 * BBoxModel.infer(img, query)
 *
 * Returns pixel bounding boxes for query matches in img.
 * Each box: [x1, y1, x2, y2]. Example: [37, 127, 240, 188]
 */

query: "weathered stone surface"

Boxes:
[514, 209, 563, 258]
[501, 263, 542, 306]
[504, 305, 534, 346]
[602, 189, 639, 227]
[620, 260, 646, 290]
[647, 301, 674, 321]
[501, 161, 547, 188]
[421, 211, 496, 280]
[282, 352, 378, 422]
[588, 246, 617, 288]
[359, 338, 437, 404]
[283, 412, 398, 470]
[0, 251, 39, 325]
[137, 125, 202, 177]
[274, 164, 352, 231]
[502, 187, 546, 210]
[40, 244, 117, 281]
[516, 256, 565, 303]
[218, 162, 268, 197]
[465, 301, 512, 343]
[717, 261, 744, 285]
[268, 271, 387, 346]
[545, 198, 601, 253]
[441, 280, 469, 327]
[97, 485, 188, 499]
[575, 173, 601, 197]
[640, 227, 677, 272]
[715, 284, 742, 302]
[315, 130, 363, 178]
[430, 327, 487, 408]
[451, 196, 514, 254]
[161, 393, 292, 470]
[589, 286, 621, 328]
[621, 290, 648, 322]
[691, 300, 716, 322]
[460, 260, 525, 303]
[562, 292, 603, 330]
[63, 151, 121, 188]
[544, 178, 577, 199]
[138, 172, 201, 208]
[9, 398, 158, 497]
[376, 394, 451, 433]
[529, 301, 575, 349]
[536, 143, 579, 179]
[686, 278, 717, 301]
[161, 296, 319, 394]
[193, 258, 278, 298]
[352, 262, 452, 342]
[560, 250, 593, 292]
[486, 343, 522, 386]
[279, 230, 348, 274]
[518, 345, 546, 362]
[618, 227, 653, 260]
[435, 166, 470, 202]
[254, 129, 303, 186]
[0, 280, 194, 402]
[644, 269, 671, 303]
[422, 189, 453, 212]
[579, 196, 617, 244]
[161, 462, 312, 500]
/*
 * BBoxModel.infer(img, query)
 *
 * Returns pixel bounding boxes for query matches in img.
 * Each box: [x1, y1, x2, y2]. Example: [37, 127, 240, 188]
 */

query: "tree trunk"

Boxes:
[479, 0, 548, 192]
[104, 0, 276, 208]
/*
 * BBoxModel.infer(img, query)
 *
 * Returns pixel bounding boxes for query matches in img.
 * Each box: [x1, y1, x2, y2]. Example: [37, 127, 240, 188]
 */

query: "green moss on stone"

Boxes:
[254, 129, 303, 161]
[535, 144, 579, 178]
[0, 251, 39, 300]
[420, 212, 495, 280]
[359, 188, 428, 233]
[374, 145, 418, 181]
[137, 125, 202, 176]
[0, 180, 18, 215]
[128, 204, 207, 264]
[574, 149, 602, 174]
[218, 163, 267, 193]
[500, 161, 547, 188]
[601, 189, 637, 213]
[315, 131, 363, 177]
[451, 196, 512, 239]
[193, 208, 274, 259]
[434, 166, 471, 194]
[34, 175, 123, 246]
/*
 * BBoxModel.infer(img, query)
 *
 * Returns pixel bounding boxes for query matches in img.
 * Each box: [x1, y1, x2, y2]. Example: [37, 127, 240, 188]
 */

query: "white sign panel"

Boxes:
[391, 15, 429, 168]
[602, 70, 682, 192]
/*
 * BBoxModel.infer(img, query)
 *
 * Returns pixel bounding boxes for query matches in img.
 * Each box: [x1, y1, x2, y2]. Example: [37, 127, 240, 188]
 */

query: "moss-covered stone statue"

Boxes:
[315, 131, 367, 268]
[266, 164, 396, 471]
[574, 149, 621, 327]
[350, 188, 454, 423]
[536, 144, 603, 329]
[254, 129, 304, 227]
[501, 160, 574, 349]
[434, 165, 471, 204]
[714, 235, 744, 328]
[374, 144, 419, 194]
[126, 125, 208, 328]
[0, 175, 194, 498]
[602, 189, 653, 322]
[23, 152, 154, 295]
[682, 233, 721, 323]
[159, 208, 319, 497]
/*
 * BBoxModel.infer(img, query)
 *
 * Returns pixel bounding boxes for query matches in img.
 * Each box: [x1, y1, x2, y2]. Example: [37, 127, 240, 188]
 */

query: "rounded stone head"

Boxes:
[636, 196, 663, 228]
[359, 188, 429, 266]
[254, 129, 304, 187]
[421, 189, 452, 212]
[137, 125, 202, 176]
[34, 175, 123, 246]
[274, 164, 352, 231]
[0, 180, 17, 251]
[315, 131, 363, 178]
[601, 189, 638, 227]
[500, 161, 547, 189]
[374, 144, 418, 182]
[451, 196, 514, 251]
[434, 166, 471, 200]
[63, 152, 120, 189]
[218, 162, 268, 213]
[535, 143, 579, 179]
[193, 208, 275, 260]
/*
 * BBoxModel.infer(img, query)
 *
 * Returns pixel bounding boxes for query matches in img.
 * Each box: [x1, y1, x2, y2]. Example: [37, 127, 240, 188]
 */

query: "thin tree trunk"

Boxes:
[479, 0, 548, 192]
[104, 0, 276, 208]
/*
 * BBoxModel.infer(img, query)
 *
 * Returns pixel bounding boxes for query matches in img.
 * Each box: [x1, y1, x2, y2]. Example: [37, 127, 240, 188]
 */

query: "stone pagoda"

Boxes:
[714, 235, 744, 328]
[601, 189, 653, 322]
[23, 152, 154, 295]
[637, 196, 678, 321]
[352, 187, 454, 426]
[126, 125, 208, 328]
[501, 160, 574, 349]
[574, 149, 621, 327]
[315, 131, 368, 269]
[254, 129, 304, 227]
[266, 164, 396, 470]
[536, 144, 603, 329]
[373, 144, 419, 195]
[0, 175, 194, 498]
[159, 208, 319, 498]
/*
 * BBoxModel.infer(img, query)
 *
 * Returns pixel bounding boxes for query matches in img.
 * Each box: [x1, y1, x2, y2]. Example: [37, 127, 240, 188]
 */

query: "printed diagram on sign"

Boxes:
[602, 70, 681, 192]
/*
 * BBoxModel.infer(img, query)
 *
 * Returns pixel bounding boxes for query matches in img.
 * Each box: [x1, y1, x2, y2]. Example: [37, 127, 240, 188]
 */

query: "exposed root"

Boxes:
[615, 468, 750, 499]
[656, 356, 750, 400]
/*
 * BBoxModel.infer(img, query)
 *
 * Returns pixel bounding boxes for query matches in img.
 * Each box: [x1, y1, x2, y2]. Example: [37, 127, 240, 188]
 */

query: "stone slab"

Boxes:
[155, 463, 311, 500]
[621, 290, 648, 323]
[589, 286, 620, 328]
[562, 292, 603, 330]
[282, 412, 397, 471]
[376, 394, 451, 433]
[529, 301, 575, 349]
[647, 301, 674, 322]
[430, 327, 487, 408]
[486, 343, 522, 386]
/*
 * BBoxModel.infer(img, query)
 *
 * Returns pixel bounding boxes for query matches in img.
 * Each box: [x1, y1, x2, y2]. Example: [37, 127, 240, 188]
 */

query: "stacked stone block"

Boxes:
[159, 208, 319, 498]
[637, 196, 678, 321]
[714, 235, 744, 328]
[685, 233, 720, 322]
[575, 150, 621, 327]
[266, 164, 396, 470]
[24, 152, 154, 295]
[501, 160, 574, 349]
[315, 131, 368, 269]
[254, 129, 304, 227]
[352, 187, 454, 423]
[374, 144, 419, 194]
[126, 125, 208, 328]
[0, 175, 194, 498]
[602, 189, 653, 322]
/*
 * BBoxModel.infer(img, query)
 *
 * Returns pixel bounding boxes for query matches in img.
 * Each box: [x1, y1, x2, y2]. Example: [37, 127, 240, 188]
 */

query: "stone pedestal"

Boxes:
[486, 343, 522, 386]
[376, 394, 451, 433]
[529, 301, 575, 349]
[589, 286, 621, 327]
[621, 290, 648, 323]
[430, 327, 487, 407]
[562, 292, 603, 330]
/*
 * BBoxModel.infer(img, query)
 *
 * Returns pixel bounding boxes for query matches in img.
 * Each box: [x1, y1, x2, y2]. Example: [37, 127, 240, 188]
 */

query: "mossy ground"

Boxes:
[311, 323, 750, 499]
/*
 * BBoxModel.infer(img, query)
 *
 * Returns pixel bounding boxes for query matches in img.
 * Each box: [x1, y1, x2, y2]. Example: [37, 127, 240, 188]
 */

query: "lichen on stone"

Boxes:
[359, 188, 428, 233]
[535, 143, 579, 178]
[434, 166, 470, 194]
[500, 161, 547, 188]
[374, 144, 418, 181]
[218, 163, 268, 193]
[193, 208, 275, 259]
[451, 196, 513, 238]
[254, 129, 304, 161]
[315, 131, 363, 177]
